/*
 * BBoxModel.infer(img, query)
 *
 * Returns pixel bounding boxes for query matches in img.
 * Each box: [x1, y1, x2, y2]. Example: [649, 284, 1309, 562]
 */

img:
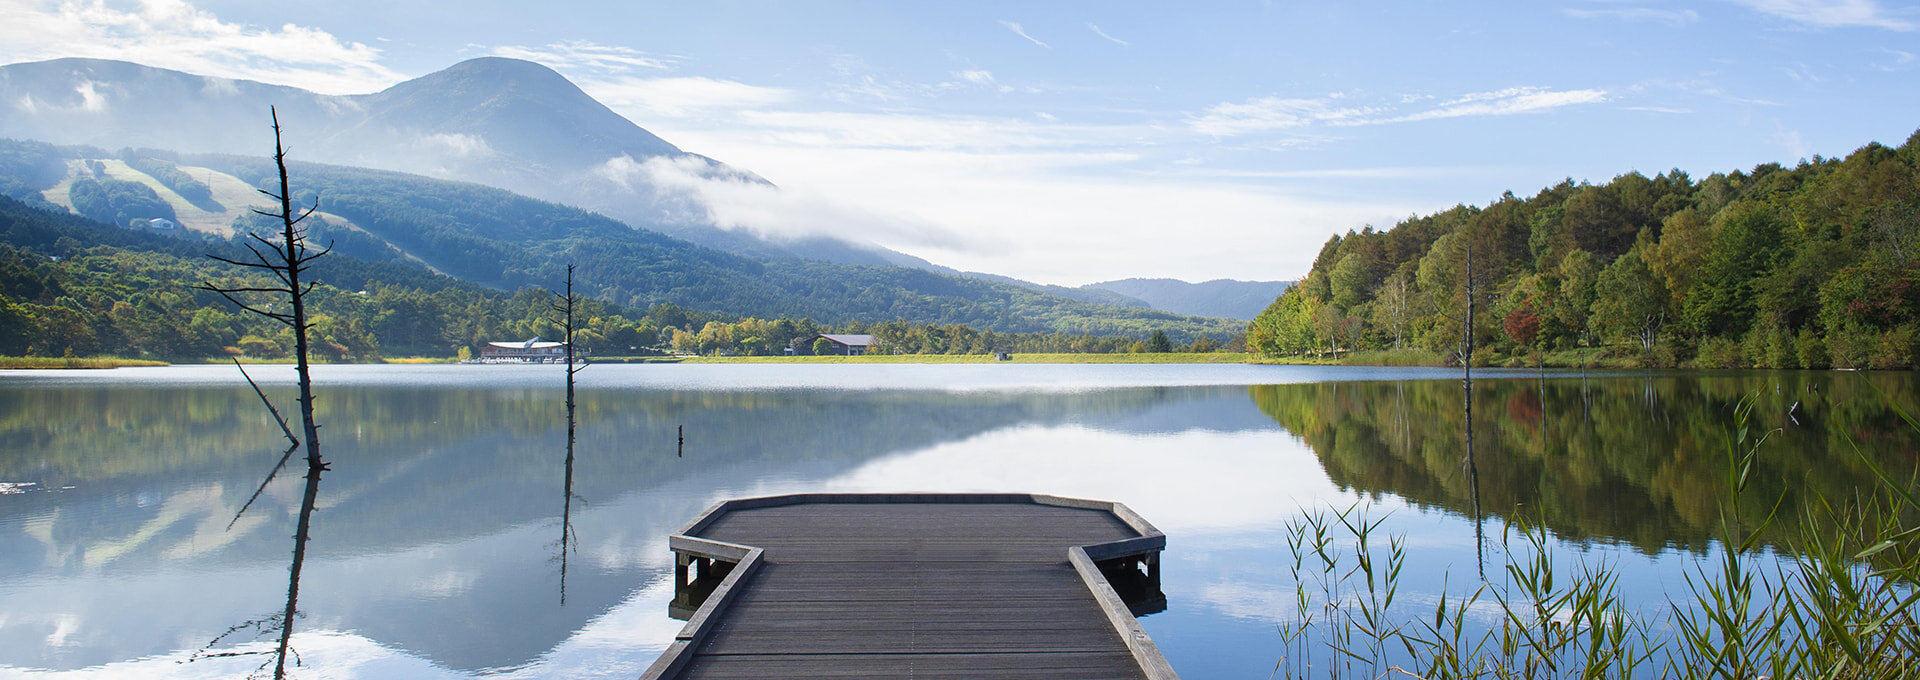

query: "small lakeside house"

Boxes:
[477, 338, 575, 363]
[815, 334, 876, 356]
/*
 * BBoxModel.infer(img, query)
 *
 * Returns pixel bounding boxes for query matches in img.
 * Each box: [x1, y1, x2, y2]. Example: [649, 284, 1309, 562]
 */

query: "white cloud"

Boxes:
[420, 132, 494, 158]
[1389, 86, 1608, 122]
[1779, 62, 1822, 82]
[999, 20, 1050, 48]
[74, 79, 107, 111]
[610, 154, 983, 252]
[1088, 23, 1130, 46]
[1190, 96, 1379, 135]
[488, 40, 676, 71]
[1191, 86, 1603, 136]
[642, 127, 1412, 284]
[0, 0, 405, 94]
[1724, 0, 1916, 30]
[722, 109, 1153, 152]
[955, 69, 996, 86]
[199, 76, 237, 96]
[1563, 7, 1701, 25]
[1157, 165, 1497, 181]
[1874, 47, 1916, 70]
[577, 76, 792, 118]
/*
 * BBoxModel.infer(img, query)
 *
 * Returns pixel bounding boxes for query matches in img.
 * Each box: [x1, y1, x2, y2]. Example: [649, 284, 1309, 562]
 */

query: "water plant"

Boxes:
[1273, 391, 1920, 679]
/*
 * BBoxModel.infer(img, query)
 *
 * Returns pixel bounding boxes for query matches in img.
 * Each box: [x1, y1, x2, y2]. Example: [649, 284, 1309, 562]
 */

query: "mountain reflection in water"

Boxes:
[1, 365, 1914, 678]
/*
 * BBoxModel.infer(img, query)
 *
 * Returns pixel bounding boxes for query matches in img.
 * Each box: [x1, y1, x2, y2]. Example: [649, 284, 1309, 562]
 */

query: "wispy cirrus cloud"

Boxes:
[1388, 86, 1608, 122]
[1088, 23, 1130, 46]
[1189, 96, 1381, 135]
[1873, 47, 1916, 70]
[488, 40, 678, 71]
[955, 69, 996, 86]
[1724, 0, 1916, 30]
[999, 20, 1050, 48]
[1191, 86, 1606, 135]
[1563, 6, 1701, 26]
[0, 0, 404, 94]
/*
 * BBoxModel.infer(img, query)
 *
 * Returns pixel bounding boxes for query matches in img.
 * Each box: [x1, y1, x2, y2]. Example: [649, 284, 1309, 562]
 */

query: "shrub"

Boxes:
[1695, 336, 1747, 369]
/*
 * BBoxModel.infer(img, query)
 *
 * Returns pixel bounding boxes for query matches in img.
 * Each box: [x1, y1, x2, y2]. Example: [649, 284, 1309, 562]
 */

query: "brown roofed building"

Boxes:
[815, 334, 876, 356]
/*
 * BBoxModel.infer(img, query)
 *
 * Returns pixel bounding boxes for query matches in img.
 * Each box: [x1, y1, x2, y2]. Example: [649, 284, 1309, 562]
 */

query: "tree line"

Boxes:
[0, 194, 1233, 360]
[1250, 128, 1920, 369]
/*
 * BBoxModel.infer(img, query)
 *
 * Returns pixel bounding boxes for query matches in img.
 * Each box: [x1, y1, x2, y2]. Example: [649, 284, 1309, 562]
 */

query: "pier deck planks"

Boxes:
[663, 501, 1158, 679]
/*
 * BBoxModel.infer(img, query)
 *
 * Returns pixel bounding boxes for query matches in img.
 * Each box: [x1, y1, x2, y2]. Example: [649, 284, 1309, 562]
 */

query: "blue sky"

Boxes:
[3, 0, 1917, 284]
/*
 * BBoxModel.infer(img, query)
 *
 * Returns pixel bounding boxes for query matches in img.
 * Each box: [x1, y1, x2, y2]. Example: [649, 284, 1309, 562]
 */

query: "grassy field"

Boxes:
[672, 352, 1261, 364]
[0, 356, 169, 369]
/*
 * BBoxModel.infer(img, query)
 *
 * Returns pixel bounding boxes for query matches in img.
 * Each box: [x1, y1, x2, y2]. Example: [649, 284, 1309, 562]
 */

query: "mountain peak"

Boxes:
[377, 56, 584, 101]
[363, 56, 681, 164]
[425, 57, 572, 87]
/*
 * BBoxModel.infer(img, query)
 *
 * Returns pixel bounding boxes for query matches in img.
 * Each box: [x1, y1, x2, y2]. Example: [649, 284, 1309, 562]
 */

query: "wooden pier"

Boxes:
[641, 493, 1176, 679]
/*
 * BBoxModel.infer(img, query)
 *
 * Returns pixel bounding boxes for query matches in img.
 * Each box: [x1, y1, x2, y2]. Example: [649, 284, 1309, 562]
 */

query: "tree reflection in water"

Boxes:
[1250, 372, 1920, 555]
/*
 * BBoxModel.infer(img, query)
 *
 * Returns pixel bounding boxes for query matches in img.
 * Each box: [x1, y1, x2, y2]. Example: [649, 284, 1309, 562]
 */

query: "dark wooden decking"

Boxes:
[642, 494, 1175, 680]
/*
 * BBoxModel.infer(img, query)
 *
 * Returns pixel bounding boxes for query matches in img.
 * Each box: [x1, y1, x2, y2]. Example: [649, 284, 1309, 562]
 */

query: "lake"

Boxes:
[1, 364, 1915, 678]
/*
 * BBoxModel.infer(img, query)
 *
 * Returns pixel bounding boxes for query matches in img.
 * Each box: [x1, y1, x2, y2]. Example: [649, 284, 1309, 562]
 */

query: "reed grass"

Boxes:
[1274, 394, 1920, 679]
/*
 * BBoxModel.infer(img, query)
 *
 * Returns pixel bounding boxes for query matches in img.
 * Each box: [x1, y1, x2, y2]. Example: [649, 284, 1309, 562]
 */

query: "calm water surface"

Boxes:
[1, 364, 1915, 679]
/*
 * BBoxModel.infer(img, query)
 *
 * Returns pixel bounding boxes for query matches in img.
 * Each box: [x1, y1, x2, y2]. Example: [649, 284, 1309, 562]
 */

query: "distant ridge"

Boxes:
[1085, 278, 1292, 320]
[0, 57, 907, 267]
[0, 137, 1249, 342]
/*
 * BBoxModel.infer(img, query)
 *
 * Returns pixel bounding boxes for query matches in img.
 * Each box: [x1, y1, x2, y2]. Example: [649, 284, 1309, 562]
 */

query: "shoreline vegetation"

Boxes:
[1274, 395, 1920, 679]
[1250, 130, 1920, 373]
[0, 355, 168, 369]
[5, 349, 1913, 369]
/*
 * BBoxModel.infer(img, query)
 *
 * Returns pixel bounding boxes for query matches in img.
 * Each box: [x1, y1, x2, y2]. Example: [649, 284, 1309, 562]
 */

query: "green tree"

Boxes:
[1146, 329, 1173, 353]
[1684, 203, 1783, 337]
[1592, 249, 1669, 350]
[1249, 289, 1320, 357]
[1552, 249, 1600, 346]
[812, 336, 832, 356]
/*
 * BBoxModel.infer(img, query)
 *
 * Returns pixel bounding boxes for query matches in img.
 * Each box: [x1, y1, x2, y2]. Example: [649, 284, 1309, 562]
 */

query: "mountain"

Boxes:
[961, 271, 1154, 309]
[0, 138, 1246, 342]
[0, 57, 908, 267]
[1085, 278, 1292, 320]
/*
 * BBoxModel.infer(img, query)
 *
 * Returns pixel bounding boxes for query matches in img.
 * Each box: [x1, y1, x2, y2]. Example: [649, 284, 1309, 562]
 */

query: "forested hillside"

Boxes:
[197, 154, 1239, 340]
[0, 196, 1238, 360]
[0, 138, 1243, 343]
[1249, 129, 1920, 369]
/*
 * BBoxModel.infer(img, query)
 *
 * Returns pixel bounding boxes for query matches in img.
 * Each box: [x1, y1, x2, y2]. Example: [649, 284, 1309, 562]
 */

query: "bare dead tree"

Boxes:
[1437, 231, 1490, 580]
[196, 106, 331, 680]
[550, 264, 587, 605]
